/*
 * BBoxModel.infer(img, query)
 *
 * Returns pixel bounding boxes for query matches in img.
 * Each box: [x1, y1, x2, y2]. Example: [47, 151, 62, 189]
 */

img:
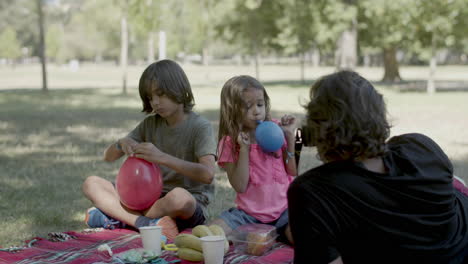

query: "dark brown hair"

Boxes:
[305, 70, 390, 162]
[138, 59, 195, 114]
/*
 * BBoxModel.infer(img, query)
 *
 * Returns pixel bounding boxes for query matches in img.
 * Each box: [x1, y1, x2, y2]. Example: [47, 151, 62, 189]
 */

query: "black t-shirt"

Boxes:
[288, 133, 468, 264]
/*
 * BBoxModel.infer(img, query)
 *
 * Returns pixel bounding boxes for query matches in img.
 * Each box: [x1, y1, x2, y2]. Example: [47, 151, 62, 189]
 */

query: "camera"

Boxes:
[295, 126, 315, 147]
[293, 125, 315, 167]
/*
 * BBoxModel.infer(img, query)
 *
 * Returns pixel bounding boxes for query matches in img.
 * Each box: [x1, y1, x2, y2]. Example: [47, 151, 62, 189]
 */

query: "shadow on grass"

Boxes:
[2, 87, 466, 247]
[0, 89, 168, 246]
[262, 79, 316, 88]
[0, 88, 245, 247]
[261, 79, 468, 93]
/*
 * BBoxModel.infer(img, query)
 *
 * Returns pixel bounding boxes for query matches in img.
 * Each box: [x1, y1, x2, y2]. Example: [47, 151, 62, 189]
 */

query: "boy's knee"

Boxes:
[82, 175, 103, 194]
[165, 187, 196, 214]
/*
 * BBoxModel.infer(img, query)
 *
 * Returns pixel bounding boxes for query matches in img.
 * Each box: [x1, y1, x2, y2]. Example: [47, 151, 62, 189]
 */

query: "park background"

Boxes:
[0, 0, 467, 248]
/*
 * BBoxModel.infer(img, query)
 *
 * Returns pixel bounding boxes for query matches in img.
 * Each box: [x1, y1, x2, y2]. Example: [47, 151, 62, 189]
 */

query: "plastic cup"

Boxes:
[139, 226, 162, 256]
[201, 235, 225, 264]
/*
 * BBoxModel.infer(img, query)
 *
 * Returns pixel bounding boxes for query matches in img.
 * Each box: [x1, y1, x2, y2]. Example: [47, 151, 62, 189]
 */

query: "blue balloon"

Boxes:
[255, 121, 284, 152]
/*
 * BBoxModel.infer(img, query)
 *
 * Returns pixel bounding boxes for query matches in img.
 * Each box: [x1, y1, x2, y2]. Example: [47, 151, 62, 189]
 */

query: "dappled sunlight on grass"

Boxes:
[66, 125, 129, 143]
[1, 66, 467, 247]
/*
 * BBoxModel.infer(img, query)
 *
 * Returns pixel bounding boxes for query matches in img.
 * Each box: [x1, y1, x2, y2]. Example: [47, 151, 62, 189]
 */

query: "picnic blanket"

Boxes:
[0, 229, 293, 264]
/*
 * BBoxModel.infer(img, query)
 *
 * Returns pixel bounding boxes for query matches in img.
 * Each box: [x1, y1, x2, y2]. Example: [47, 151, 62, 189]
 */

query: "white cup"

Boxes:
[201, 235, 225, 264]
[139, 226, 162, 256]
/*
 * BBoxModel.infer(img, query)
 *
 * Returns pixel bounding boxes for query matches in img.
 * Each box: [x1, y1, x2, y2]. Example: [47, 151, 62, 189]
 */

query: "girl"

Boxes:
[211, 75, 297, 243]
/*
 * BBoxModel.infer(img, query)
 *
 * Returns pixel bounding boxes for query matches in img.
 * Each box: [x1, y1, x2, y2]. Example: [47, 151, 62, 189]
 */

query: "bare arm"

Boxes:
[281, 115, 298, 176]
[224, 143, 250, 193]
[103, 137, 138, 162]
[132, 142, 216, 184]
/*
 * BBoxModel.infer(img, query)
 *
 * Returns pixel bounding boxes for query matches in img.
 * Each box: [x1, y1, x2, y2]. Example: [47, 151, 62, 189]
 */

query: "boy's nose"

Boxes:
[151, 96, 160, 105]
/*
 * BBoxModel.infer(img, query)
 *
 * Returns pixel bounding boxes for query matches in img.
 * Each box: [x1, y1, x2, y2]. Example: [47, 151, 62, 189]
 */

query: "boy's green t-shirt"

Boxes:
[127, 111, 217, 209]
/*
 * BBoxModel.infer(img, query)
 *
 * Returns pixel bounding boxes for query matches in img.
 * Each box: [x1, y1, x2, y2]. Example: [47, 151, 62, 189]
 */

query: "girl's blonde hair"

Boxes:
[217, 75, 271, 156]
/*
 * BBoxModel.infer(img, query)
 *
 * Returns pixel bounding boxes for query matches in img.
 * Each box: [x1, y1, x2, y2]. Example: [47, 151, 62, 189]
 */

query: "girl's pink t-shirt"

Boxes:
[218, 135, 294, 223]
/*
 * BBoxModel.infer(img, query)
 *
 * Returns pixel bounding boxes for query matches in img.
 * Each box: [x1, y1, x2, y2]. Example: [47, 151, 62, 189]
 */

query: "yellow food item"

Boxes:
[246, 233, 272, 256]
[208, 224, 225, 236]
[192, 225, 213, 237]
[209, 224, 230, 254]
[177, 247, 204, 261]
[174, 233, 202, 252]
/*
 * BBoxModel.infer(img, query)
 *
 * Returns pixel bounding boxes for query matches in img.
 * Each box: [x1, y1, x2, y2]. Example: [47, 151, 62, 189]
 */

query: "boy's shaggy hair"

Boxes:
[139, 60, 195, 114]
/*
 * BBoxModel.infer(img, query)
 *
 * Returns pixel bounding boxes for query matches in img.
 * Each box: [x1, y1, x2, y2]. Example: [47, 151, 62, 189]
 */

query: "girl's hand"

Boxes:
[133, 142, 165, 164]
[237, 132, 251, 149]
[280, 114, 297, 138]
[119, 137, 138, 156]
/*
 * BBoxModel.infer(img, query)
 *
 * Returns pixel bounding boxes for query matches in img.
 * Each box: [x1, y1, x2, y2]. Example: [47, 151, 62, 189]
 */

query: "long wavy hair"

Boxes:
[305, 71, 390, 162]
[138, 59, 195, 114]
[217, 75, 271, 157]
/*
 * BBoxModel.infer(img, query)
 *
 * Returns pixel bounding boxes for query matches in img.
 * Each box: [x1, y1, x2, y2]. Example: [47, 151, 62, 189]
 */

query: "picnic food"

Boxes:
[174, 234, 202, 252]
[246, 232, 273, 256]
[229, 223, 278, 256]
[209, 224, 230, 253]
[177, 247, 204, 261]
[192, 224, 213, 237]
[175, 224, 230, 261]
[186, 225, 229, 253]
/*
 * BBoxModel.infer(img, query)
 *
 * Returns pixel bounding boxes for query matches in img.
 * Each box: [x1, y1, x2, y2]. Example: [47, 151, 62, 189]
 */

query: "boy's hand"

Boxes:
[133, 142, 165, 164]
[280, 114, 297, 138]
[119, 137, 138, 156]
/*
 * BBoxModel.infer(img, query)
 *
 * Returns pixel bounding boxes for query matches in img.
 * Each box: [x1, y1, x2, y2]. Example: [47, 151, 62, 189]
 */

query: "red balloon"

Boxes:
[116, 157, 163, 211]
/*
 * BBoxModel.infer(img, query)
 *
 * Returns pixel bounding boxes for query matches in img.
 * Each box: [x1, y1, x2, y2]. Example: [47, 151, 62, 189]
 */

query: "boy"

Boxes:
[82, 60, 217, 240]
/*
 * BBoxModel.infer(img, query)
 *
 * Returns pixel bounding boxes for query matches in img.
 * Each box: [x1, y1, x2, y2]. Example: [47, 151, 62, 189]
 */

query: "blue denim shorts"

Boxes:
[220, 208, 289, 231]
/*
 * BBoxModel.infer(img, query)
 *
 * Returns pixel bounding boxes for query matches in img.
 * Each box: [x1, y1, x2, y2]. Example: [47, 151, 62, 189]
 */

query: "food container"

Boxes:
[227, 223, 278, 256]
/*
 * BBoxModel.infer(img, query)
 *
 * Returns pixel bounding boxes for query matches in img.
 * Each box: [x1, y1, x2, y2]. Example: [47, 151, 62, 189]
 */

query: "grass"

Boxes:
[0, 64, 467, 248]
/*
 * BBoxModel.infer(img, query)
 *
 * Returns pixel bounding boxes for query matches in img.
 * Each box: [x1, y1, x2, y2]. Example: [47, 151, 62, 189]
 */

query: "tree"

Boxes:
[0, 27, 22, 64]
[120, 0, 129, 94]
[37, 0, 48, 92]
[409, 0, 466, 93]
[128, 0, 164, 64]
[334, 0, 358, 70]
[358, 0, 414, 82]
[216, 0, 284, 79]
[275, 0, 317, 83]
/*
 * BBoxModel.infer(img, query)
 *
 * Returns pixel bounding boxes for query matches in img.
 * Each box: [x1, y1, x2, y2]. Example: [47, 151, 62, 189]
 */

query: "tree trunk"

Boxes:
[300, 52, 305, 84]
[120, 3, 128, 95]
[335, 17, 357, 70]
[201, 46, 209, 66]
[427, 35, 436, 94]
[158, 31, 166, 60]
[147, 32, 154, 64]
[36, 0, 48, 92]
[427, 55, 437, 94]
[311, 48, 320, 67]
[382, 46, 401, 82]
[254, 52, 260, 80]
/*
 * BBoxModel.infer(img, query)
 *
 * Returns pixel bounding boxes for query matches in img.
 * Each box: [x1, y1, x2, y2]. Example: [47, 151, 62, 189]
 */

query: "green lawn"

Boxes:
[0, 64, 467, 248]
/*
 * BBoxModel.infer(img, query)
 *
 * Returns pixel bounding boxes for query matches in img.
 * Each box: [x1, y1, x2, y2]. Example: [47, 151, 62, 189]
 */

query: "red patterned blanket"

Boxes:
[0, 229, 293, 264]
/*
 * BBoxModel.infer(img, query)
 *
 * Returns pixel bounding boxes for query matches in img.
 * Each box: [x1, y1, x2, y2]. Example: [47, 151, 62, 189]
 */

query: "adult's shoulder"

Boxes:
[387, 133, 446, 157]
[290, 162, 346, 188]
[387, 133, 452, 172]
[387, 133, 435, 146]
